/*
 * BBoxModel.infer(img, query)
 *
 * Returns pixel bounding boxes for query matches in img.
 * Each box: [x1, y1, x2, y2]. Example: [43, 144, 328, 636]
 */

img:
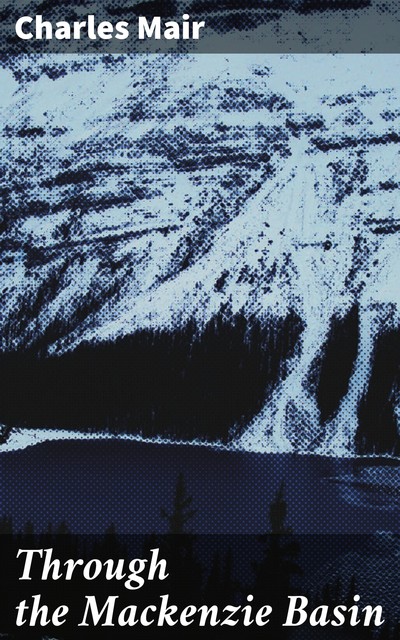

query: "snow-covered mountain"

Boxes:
[0, 55, 399, 455]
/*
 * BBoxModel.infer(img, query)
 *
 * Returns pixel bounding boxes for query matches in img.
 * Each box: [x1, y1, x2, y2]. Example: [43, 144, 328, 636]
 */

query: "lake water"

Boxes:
[1, 438, 399, 534]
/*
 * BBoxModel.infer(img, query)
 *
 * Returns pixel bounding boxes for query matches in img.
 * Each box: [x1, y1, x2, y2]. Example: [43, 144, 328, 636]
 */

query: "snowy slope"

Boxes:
[1, 55, 400, 454]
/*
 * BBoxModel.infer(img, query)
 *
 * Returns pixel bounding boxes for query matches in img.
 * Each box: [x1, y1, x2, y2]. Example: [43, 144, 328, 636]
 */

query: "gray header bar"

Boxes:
[1, 1, 400, 53]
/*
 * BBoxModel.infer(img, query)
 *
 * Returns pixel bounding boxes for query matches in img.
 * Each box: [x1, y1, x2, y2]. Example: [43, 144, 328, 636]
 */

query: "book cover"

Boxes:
[0, 2, 399, 638]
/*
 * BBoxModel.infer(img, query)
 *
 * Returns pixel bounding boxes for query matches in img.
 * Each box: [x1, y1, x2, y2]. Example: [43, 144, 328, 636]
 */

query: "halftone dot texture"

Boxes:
[1, 440, 399, 534]
[0, 55, 399, 541]
[1, 0, 400, 54]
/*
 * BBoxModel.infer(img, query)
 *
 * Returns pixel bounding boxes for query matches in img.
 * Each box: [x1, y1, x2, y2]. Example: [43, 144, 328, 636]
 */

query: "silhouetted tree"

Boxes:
[253, 481, 301, 636]
[0, 515, 13, 534]
[161, 472, 197, 534]
[22, 520, 34, 536]
[204, 549, 238, 607]
[269, 480, 292, 534]
[159, 473, 202, 617]
[55, 519, 70, 535]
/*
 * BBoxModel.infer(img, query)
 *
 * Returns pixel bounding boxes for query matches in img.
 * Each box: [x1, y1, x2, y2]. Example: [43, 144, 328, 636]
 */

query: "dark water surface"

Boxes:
[1, 438, 399, 534]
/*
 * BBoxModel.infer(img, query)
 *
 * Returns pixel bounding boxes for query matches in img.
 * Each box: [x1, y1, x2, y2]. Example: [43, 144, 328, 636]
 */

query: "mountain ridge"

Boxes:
[1, 55, 399, 454]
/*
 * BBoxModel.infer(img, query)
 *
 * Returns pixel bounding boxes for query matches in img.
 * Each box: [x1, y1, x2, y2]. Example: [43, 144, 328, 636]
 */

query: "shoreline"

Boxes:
[1, 425, 400, 462]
